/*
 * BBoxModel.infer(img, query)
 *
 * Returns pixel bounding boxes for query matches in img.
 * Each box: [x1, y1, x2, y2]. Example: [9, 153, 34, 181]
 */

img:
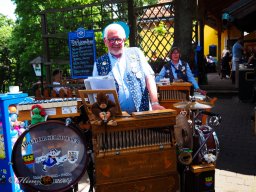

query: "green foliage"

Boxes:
[0, 14, 15, 93]
[135, 0, 158, 6]
[9, 0, 95, 93]
[153, 21, 167, 36]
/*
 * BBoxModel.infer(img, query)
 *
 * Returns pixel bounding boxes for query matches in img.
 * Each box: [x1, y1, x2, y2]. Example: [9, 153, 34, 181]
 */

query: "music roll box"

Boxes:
[183, 163, 215, 192]
[158, 82, 192, 110]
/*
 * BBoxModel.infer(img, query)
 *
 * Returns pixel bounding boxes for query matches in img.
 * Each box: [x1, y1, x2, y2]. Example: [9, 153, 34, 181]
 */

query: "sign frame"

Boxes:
[68, 28, 96, 79]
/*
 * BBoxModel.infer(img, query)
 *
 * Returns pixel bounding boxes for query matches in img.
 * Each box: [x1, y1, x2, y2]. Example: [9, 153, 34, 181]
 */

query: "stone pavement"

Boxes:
[205, 73, 256, 192]
[77, 73, 256, 192]
[211, 94, 256, 192]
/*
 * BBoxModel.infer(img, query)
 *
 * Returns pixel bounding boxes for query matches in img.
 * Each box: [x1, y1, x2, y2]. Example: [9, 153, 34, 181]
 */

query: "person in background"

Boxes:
[52, 69, 68, 95]
[156, 47, 206, 95]
[244, 47, 253, 61]
[247, 50, 256, 68]
[93, 22, 165, 114]
[206, 54, 216, 73]
[221, 46, 230, 59]
[232, 37, 244, 85]
[220, 52, 231, 79]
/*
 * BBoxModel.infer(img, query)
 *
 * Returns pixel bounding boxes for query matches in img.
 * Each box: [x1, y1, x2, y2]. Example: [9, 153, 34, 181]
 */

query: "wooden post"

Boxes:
[127, 0, 136, 47]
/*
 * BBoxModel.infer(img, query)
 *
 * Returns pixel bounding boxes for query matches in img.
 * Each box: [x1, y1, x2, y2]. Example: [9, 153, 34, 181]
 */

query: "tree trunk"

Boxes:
[173, 0, 196, 63]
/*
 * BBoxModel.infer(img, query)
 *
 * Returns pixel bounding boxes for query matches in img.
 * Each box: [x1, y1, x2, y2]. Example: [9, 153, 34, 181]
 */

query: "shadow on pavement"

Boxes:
[208, 92, 255, 175]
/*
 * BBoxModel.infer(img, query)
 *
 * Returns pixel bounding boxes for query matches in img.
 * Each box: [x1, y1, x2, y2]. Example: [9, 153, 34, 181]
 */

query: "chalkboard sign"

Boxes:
[68, 28, 96, 79]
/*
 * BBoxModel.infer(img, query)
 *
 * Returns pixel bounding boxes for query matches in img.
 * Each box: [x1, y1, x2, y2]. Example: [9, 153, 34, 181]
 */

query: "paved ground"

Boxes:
[77, 73, 256, 192]
[211, 94, 256, 192]
[205, 73, 256, 192]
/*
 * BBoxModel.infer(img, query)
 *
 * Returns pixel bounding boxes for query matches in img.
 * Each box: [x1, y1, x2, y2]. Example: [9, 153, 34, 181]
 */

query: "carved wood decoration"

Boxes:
[91, 109, 178, 192]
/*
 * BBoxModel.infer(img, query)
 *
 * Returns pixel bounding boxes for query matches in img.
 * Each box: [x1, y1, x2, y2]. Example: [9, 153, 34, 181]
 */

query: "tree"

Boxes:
[173, 0, 196, 63]
[0, 14, 15, 93]
[10, 0, 96, 93]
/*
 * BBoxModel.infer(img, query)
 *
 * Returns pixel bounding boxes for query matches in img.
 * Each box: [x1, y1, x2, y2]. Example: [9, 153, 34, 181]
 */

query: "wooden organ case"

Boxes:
[79, 90, 179, 192]
[158, 82, 192, 109]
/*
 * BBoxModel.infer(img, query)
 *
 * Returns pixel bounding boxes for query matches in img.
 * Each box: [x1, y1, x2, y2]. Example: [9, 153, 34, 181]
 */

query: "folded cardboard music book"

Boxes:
[84, 76, 116, 104]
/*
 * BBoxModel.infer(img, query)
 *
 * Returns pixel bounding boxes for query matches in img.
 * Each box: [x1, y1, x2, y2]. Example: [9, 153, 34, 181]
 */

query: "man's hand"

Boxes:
[152, 103, 165, 110]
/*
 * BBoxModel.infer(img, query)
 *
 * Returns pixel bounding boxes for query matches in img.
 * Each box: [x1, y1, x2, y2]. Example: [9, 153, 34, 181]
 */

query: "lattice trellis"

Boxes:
[135, 2, 198, 73]
[135, 2, 175, 73]
[192, 20, 198, 45]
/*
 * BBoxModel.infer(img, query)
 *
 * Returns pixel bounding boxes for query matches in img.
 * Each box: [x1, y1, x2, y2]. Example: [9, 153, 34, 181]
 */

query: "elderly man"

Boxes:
[93, 23, 164, 113]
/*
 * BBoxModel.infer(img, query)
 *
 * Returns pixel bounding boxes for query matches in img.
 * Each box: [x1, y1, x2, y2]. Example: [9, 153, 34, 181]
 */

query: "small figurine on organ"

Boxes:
[8, 105, 23, 136]
[31, 104, 46, 125]
[91, 92, 117, 126]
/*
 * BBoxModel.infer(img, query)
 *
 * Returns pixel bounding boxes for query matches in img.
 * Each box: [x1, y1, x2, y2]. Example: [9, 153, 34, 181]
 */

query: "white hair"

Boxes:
[103, 23, 126, 39]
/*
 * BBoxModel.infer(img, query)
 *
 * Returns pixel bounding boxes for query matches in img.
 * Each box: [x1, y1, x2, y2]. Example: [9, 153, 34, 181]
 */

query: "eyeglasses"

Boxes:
[107, 38, 124, 44]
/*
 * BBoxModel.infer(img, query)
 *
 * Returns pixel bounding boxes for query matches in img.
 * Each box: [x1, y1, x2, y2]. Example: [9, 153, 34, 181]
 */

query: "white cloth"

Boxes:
[53, 81, 62, 94]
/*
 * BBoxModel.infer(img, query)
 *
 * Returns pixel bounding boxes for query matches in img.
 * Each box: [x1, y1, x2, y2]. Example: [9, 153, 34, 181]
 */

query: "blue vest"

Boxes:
[164, 61, 188, 82]
[95, 48, 150, 112]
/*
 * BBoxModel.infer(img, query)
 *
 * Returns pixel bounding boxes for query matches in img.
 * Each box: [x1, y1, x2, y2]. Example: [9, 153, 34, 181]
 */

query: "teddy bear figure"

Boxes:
[91, 92, 117, 126]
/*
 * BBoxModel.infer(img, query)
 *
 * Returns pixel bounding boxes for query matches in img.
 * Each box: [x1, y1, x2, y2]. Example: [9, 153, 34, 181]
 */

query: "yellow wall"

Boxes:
[204, 25, 218, 56]
[204, 25, 243, 60]
[203, 25, 228, 60]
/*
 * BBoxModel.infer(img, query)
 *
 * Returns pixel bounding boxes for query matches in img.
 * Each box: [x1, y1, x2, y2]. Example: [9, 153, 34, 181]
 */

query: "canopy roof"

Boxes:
[203, 0, 256, 32]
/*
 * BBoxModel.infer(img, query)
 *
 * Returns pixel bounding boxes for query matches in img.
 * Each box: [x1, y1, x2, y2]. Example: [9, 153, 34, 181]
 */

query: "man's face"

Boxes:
[104, 29, 125, 56]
